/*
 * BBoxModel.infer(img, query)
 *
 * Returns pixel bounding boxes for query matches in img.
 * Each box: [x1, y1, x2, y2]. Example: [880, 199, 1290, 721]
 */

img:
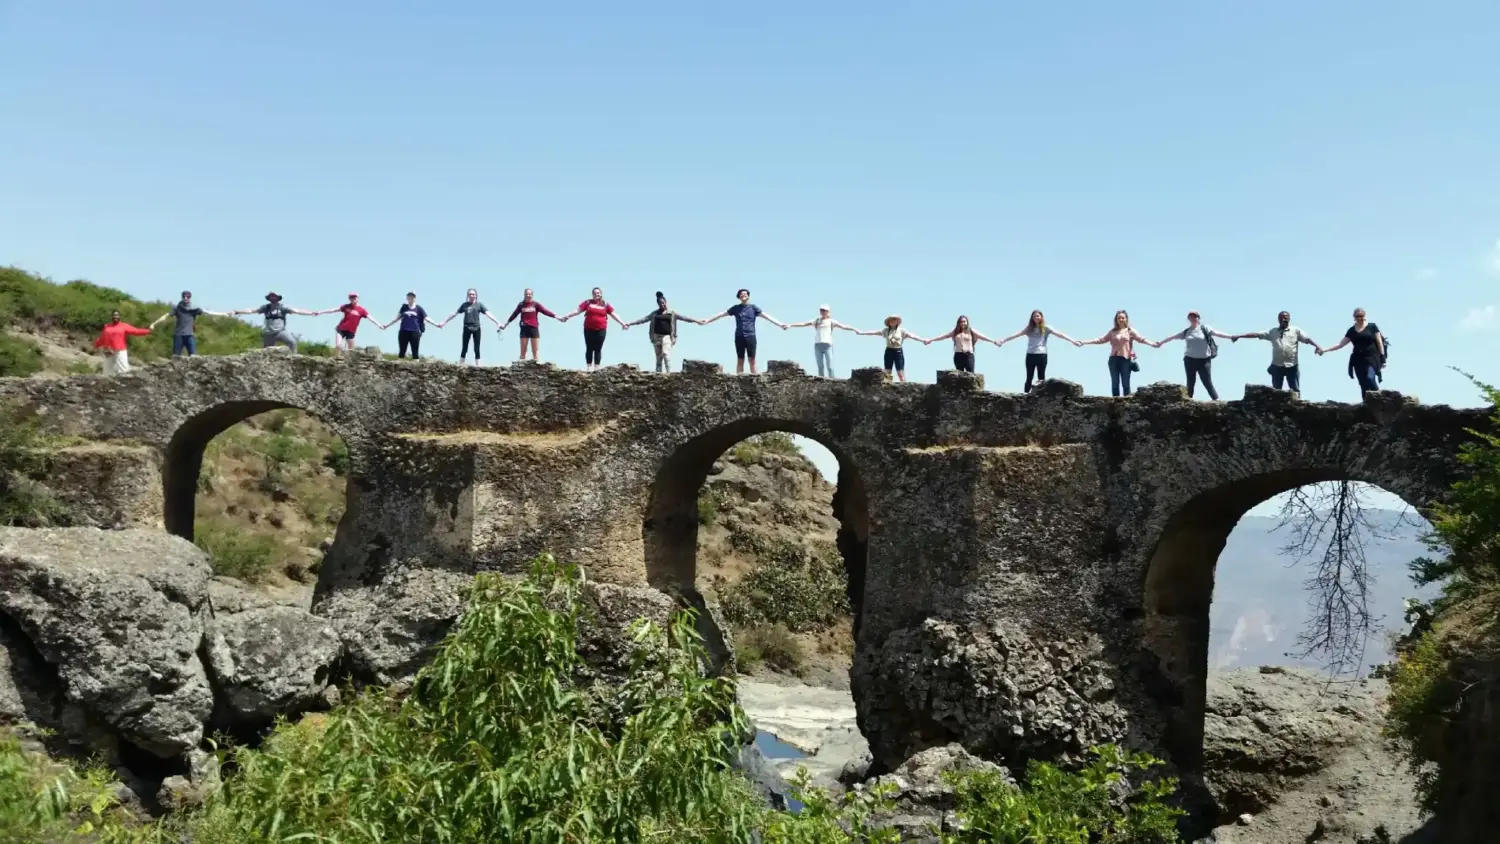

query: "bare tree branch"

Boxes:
[1270, 480, 1390, 679]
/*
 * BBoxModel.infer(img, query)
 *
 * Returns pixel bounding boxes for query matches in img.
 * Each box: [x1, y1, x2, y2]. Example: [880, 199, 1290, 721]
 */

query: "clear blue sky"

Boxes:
[3, 2, 1497, 507]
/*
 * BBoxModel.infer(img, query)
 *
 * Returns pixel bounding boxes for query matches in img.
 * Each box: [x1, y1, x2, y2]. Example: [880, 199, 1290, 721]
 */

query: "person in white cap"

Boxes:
[787, 304, 855, 377]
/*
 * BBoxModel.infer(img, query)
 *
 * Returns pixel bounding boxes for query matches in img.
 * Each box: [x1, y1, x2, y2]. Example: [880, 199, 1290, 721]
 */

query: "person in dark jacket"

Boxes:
[626, 291, 703, 372]
[382, 292, 441, 359]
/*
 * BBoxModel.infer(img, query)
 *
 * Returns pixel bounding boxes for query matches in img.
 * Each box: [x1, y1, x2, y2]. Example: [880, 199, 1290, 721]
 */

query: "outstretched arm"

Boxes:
[834, 320, 856, 332]
[787, 319, 814, 328]
[484, 311, 504, 329]
[1323, 336, 1350, 352]
[758, 311, 787, 329]
[853, 328, 882, 336]
[503, 304, 524, 329]
[970, 328, 995, 343]
[998, 326, 1028, 344]
[1079, 333, 1111, 346]
[610, 311, 630, 329]
[124, 324, 152, 336]
[699, 311, 729, 325]
[1130, 329, 1162, 349]
[1159, 328, 1186, 345]
[1048, 328, 1080, 345]
[149, 311, 173, 329]
[906, 332, 931, 344]
[1208, 328, 1236, 340]
[288, 308, 321, 316]
[931, 330, 955, 342]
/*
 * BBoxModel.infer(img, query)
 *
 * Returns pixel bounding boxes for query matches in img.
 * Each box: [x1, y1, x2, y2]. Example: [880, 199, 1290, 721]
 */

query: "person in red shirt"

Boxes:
[325, 292, 381, 353]
[502, 288, 560, 362]
[559, 287, 629, 371]
[94, 310, 154, 376]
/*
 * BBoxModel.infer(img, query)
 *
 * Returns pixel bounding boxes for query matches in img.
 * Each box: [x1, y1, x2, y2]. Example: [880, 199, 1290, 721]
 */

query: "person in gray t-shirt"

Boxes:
[231, 292, 320, 353]
[149, 290, 228, 357]
[1229, 310, 1323, 394]
[438, 288, 504, 365]
[1160, 310, 1237, 400]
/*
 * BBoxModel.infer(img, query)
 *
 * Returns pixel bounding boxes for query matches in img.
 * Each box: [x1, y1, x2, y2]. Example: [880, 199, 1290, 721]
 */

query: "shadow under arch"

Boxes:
[1142, 468, 1428, 778]
[162, 400, 355, 542]
[642, 418, 870, 676]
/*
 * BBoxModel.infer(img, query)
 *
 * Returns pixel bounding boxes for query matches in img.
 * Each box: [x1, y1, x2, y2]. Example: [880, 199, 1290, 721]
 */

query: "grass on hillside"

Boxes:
[0, 266, 335, 375]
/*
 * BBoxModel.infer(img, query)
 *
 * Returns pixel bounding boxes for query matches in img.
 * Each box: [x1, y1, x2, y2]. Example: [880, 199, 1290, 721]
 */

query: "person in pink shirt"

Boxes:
[326, 293, 382, 353]
[1079, 309, 1162, 396]
[93, 310, 154, 376]
[502, 288, 560, 362]
[560, 287, 629, 371]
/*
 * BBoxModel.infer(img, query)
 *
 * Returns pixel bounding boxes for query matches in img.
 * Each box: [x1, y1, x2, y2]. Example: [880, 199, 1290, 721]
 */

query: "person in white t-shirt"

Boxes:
[855, 315, 931, 382]
[996, 310, 1083, 392]
[787, 305, 855, 377]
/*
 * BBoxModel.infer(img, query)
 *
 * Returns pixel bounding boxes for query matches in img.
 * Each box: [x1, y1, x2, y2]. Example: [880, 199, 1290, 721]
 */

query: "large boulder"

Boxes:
[0, 528, 213, 757]
[203, 578, 342, 723]
[854, 618, 1129, 773]
[1205, 666, 1427, 843]
[314, 566, 471, 685]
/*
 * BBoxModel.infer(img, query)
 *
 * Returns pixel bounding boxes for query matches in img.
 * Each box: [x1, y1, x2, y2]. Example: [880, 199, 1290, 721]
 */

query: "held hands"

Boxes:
[1072, 339, 1083, 347]
[922, 338, 932, 345]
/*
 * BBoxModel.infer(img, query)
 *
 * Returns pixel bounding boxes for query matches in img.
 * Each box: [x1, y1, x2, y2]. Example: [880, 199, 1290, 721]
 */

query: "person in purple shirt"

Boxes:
[699, 288, 788, 374]
[502, 288, 560, 362]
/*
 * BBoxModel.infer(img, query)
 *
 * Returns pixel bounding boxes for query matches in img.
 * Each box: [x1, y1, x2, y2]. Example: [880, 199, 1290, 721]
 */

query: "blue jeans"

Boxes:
[1354, 363, 1380, 393]
[1108, 355, 1132, 396]
[172, 335, 196, 356]
[814, 343, 833, 377]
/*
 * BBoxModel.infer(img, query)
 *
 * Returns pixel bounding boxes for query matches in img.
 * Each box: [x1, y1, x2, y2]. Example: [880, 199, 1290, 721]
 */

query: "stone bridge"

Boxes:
[0, 350, 1485, 794]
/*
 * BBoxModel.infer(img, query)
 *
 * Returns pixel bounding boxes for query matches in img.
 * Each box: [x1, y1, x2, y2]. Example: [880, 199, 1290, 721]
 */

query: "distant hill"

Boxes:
[1209, 509, 1435, 673]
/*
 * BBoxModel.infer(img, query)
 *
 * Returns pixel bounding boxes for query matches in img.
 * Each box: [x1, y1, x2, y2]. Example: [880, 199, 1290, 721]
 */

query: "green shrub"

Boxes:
[194, 516, 285, 583]
[720, 539, 849, 632]
[754, 431, 802, 456]
[735, 624, 806, 675]
[698, 486, 724, 526]
[0, 733, 139, 842]
[1384, 375, 1500, 814]
[322, 438, 351, 477]
[0, 332, 44, 377]
[939, 745, 1183, 843]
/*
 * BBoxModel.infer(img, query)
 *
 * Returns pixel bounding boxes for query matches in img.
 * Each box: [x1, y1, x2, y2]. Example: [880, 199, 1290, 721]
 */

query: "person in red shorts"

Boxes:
[328, 292, 381, 352]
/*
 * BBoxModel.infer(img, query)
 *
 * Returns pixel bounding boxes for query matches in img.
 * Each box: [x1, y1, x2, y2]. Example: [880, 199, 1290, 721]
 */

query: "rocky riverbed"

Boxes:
[738, 667, 1436, 844]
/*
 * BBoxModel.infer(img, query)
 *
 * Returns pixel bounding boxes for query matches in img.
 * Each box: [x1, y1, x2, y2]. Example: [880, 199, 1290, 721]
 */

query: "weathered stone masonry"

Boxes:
[0, 350, 1485, 788]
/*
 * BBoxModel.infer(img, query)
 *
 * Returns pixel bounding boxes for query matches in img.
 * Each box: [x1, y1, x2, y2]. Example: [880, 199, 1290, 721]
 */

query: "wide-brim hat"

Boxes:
[884, 314, 901, 327]
[265, 292, 281, 301]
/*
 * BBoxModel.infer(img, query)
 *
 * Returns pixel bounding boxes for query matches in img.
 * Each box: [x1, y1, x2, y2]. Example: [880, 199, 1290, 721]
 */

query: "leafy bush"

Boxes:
[698, 486, 725, 526]
[0, 331, 44, 377]
[0, 733, 139, 842]
[1385, 375, 1500, 814]
[720, 538, 849, 632]
[735, 624, 807, 674]
[322, 437, 351, 477]
[939, 745, 1183, 843]
[194, 516, 285, 583]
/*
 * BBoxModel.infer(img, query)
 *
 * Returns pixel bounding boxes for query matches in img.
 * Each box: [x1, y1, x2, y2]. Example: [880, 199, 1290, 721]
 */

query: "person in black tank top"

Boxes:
[1319, 307, 1386, 394]
[626, 291, 704, 373]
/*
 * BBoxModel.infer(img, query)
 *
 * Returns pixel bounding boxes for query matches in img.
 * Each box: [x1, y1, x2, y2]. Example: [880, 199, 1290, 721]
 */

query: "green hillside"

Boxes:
[1, 266, 346, 591]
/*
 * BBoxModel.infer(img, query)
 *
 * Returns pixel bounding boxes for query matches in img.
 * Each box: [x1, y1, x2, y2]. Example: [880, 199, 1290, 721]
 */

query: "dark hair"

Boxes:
[736, 288, 750, 298]
[181, 290, 192, 298]
[655, 290, 665, 300]
[406, 291, 416, 298]
[952, 315, 971, 337]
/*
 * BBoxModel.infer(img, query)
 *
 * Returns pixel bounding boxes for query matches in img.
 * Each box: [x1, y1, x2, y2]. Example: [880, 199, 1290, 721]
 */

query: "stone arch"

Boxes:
[1141, 466, 1432, 775]
[162, 400, 357, 541]
[642, 417, 870, 674]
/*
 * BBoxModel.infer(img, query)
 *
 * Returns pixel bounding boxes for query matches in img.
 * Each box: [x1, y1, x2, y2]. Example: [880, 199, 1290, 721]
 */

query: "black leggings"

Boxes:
[1024, 353, 1048, 392]
[461, 327, 482, 360]
[398, 330, 422, 359]
[953, 351, 975, 373]
[584, 328, 607, 365]
[1184, 357, 1218, 400]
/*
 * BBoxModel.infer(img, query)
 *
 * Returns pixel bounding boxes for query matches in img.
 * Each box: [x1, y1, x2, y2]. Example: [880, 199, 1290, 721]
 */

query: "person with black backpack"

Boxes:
[231, 292, 322, 353]
[1160, 310, 1236, 400]
[1318, 307, 1387, 394]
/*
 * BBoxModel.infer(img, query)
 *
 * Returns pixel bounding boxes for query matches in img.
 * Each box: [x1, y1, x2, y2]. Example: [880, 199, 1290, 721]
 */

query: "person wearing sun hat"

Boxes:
[787, 304, 855, 377]
[855, 314, 931, 383]
[230, 292, 321, 353]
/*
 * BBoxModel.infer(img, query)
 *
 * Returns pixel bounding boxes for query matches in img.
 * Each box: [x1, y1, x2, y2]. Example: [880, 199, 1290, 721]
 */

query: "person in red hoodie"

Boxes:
[94, 310, 153, 376]
[502, 288, 560, 362]
[327, 292, 381, 352]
